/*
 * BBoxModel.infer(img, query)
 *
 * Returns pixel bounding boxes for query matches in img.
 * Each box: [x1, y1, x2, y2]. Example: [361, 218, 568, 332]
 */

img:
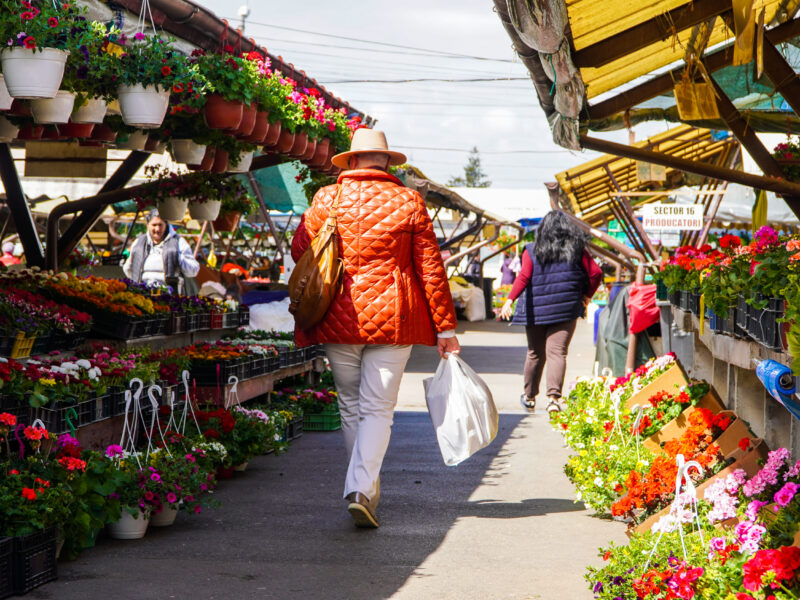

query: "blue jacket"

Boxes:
[512, 244, 587, 326]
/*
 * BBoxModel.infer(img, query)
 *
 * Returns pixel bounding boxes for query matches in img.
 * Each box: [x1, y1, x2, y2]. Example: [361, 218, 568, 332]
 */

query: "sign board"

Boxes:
[641, 203, 703, 230]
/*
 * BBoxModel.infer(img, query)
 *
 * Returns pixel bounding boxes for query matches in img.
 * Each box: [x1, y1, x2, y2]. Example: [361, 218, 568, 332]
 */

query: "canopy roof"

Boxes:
[554, 125, 739, 226]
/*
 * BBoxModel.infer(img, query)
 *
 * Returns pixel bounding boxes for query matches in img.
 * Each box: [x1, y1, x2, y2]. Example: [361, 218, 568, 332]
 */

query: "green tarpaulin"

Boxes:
[243, 162, 310, 214]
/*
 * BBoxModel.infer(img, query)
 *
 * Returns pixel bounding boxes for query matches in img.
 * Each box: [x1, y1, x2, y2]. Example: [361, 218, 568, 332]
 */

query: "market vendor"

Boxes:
[122, 209, 200, 292]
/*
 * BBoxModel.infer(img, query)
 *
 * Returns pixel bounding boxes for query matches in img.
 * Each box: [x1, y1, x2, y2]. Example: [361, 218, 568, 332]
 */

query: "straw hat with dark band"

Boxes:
[331, 129, 407, 169]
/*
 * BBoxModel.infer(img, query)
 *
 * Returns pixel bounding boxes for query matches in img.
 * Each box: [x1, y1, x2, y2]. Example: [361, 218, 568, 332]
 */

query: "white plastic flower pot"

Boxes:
[31, 90, 77, 124]
[188, 199, 222, 221]
[0, 75, 12, 110]
[170, 139, 206, 164]
[226, 151, 254, 173]
[117, 84, 170, 129]
[0, 116, 20, 141]
[234, 461, 249, 472]
[108, 509, 149, 539]
[1, 47, 69, 99]
[150, 506, 178, 527]
[115, 129, 149, 151]
[71, 97, 108, 124]
[157, 197, 188, 222]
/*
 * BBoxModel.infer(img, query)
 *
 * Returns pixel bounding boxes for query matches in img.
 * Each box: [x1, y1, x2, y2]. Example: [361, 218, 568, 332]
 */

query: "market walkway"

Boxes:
[34, 319, 627, 600]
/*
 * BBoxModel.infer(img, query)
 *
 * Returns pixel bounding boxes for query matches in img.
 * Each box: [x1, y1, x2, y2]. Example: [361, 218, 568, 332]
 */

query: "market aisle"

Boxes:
[38, 319, 626, 600]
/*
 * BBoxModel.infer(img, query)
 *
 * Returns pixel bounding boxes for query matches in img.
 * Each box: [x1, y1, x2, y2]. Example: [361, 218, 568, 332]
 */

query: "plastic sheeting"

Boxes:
[595, 285, 654, 377]
[242, 162, 311, 214]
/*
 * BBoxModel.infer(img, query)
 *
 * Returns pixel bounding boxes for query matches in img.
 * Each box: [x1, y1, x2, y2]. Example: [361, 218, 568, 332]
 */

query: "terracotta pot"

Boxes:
[309, 137, 330, 168]
[213, 211, 240, 232]
[145, 136, 166, 153]
[234, 102, 257, 138]
[216, 466, 234, 480]
[244, 111, 269, 144]
[41, 125, 63, 140]
[204, 94, 243, 130]
[8, 99, 30, 117]
[274, 128, 295, 153]
[91, 123, 117, 143]
[288, 131, 308, 158]
[211, 148, 229, 173]
[16, 124, 44, 140]
[59, 121, 95, 138]
[188, 146, 215, 171]
[262, 121, 282, 148]
[301, 137, 317, 161]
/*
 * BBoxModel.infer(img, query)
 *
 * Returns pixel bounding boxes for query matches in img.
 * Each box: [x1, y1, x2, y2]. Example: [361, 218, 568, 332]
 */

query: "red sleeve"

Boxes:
[582, 250, 603, 297]
[508, 250, 533, 301]
[291, 215, 310, 262]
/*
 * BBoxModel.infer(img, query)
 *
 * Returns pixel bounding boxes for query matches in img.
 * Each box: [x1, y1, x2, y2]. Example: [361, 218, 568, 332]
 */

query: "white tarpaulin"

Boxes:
[447, 188, 552, 222]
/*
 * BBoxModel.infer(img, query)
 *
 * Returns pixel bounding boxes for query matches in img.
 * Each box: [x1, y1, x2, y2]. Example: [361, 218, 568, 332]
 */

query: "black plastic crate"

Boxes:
[762, 298, 784, 351]
[30, 334, 50, 357]
[222, 312, 239, 329]
[184, 313, 198, 332]
[190, 362, 242, 387]
[0, 537, 11, 600]
[0, 402, 30, 427]
[264, 356, 279, 373]
[736, 297, 750, 339]
[34, 399, 95, 435]
[287, 416, 304, 441]
[239, 306, 250, 327]
[91, 313, 136, 340]
[655, 279, 668, 302]
[678, 290, 690, 311]
[102, 386, 123, 419]
[689, 291, 701, 316]
[168, 313, 186, 335]
[668, 290, 680, 307]
[197, 312, 211, 331]
[12, 527, 57, 594]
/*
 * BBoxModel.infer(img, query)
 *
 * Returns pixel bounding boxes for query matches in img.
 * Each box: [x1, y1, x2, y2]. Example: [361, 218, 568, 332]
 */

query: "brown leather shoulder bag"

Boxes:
[288, 187, 344, 330]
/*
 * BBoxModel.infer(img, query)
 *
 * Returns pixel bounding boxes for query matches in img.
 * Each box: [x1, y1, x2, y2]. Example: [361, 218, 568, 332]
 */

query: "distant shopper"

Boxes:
[0, 242, 19, 266]
[123, 209, 199, 292]
[500, 210, 602, 413]
[500, 251, 516, 285]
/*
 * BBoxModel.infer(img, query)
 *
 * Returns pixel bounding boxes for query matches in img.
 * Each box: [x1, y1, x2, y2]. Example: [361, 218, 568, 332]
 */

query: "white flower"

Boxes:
[75, 359, 91, 370]
[593, 477, 604, 487]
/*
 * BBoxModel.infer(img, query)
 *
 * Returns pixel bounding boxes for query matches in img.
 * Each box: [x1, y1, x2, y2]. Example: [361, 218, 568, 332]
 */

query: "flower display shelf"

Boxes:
[12, 527, 57, 595]
[189, 362, 244, 387]
[0, 536, 11, 600]
[48, 330, 89, 353]
[624, 363, 689, 409]
[303, 411, 341, 432]
[222, 312, 240, 329]
[279, 348, 305, 369]
[287, 415, 304, 440]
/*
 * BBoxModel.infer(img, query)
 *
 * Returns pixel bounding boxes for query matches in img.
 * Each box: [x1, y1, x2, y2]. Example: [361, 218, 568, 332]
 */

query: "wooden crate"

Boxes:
[625, 363, 689, 409]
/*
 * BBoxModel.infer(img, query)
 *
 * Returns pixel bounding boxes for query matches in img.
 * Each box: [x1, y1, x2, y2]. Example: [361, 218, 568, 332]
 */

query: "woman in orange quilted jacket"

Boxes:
[291, 129, 460, 529]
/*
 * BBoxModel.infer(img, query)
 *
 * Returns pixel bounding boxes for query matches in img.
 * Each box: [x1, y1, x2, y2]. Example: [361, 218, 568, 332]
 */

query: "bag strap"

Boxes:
[324, 185, 341, 232]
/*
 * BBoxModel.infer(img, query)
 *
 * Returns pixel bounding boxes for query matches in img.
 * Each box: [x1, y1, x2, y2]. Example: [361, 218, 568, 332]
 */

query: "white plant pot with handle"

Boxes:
[1, 47, 69, 99]
[150, 506, 178, 527]
[71, 96, 108, 123]
[0, 116, 19, 141]
[234, 461, 249, 472]
[188, 199, 222, 221]
[115, 129, 149, 151]
[31, 90, 77, 124]
[226, 151, 254, 173]
[0, 75, 12, 110]
[170, 139, 206, 164]
[108, 509, 149, 539]
[157, 197, 188, 222]
[117, 84, 170, 129]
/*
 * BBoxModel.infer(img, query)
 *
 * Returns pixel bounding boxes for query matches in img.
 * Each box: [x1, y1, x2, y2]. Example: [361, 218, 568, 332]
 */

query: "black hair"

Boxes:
[534, 210, 588, 266]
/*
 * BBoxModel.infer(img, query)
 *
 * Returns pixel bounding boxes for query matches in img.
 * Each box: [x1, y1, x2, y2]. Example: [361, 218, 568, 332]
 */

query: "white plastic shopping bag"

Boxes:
[423, 353, 499, 466]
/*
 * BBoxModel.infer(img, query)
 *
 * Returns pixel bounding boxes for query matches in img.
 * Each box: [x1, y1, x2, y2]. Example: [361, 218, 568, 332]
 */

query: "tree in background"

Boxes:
[447, 146, 491, 188]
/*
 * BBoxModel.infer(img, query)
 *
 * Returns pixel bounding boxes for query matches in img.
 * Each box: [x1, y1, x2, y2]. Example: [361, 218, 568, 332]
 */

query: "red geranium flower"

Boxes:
[21, 488, 37, 501]
[161, 66, 172, 76]
[203, 428, 219, 439]
[48, 17, 58, 27]
[739, 437, 751, 452]
[23, 36, 36, 49]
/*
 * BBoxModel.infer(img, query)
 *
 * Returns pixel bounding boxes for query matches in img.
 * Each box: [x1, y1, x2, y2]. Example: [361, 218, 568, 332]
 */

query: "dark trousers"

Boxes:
[523, 319, 577, 399]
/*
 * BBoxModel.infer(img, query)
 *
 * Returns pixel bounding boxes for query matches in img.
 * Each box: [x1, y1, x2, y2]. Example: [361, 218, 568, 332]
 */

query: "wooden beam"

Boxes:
[587, 15, 800, 120]
[573, 0, 731, 69]
[762, 38, 800, 117]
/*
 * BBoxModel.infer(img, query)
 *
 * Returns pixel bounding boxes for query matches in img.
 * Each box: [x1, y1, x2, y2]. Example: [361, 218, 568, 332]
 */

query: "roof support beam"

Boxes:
[579, 135, 800, 202]
[573, 0, 731, 69]
[587, 15, 800, 120]
[605, 166, 659, 260]
[0, 143, 44, 267]
[762, 38, 800, 117]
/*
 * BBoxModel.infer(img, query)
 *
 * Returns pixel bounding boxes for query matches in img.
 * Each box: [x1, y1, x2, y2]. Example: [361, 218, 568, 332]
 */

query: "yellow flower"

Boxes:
[105, 42, 125, 57]
[39, 378, 56, 386]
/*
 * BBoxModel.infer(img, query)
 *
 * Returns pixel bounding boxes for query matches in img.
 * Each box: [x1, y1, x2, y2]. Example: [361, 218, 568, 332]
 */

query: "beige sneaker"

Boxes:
[346, 492, 379, 528]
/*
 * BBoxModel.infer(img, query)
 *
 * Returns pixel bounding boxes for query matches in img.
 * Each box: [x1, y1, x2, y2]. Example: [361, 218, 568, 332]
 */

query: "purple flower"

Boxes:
[150, 472, 161, 482]
[105, 444, 124, 458]
[76, 65, 88, 79]
[134, 32, 146, 41]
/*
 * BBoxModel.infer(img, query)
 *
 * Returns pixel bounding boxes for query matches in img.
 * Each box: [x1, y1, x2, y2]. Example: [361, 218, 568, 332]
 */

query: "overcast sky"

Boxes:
[195, 0, 662, 190]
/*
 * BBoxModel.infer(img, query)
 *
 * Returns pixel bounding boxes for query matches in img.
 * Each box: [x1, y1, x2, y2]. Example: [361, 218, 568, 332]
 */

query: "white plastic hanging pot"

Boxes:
[0, 116, 20, 141]
[0, 75, 12, 110]
[157, 197, 188, 222]
[108, 509, 149, 539]
[226, 151, 254, 173]
[71, 97, 108, 123]
[150, 506, 178, 527]
[30, 90, 77, 124]
[1, 47, 69, 99]
[115, 129, 149, 151]
[170, 139, 206, 164]
[234, 461, 249, 472]
[188, 199, 222, 221]
[117, 84, 170, 129]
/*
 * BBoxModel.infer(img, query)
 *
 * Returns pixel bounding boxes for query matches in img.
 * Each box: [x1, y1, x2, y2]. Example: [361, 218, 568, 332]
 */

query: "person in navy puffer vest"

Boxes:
[500, 210, 603, 414]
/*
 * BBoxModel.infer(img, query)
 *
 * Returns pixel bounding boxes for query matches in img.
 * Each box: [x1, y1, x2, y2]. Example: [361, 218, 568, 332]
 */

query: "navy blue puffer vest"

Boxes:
[512, 244, 587, 326]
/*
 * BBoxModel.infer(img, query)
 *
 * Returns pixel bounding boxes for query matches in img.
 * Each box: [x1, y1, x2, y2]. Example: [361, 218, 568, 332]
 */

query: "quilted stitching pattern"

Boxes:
[291, 169, 457, 347]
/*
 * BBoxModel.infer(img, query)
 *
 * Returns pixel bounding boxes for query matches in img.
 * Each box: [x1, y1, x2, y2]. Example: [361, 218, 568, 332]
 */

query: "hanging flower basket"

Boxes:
[263, 121, 282, 148]
[0, 75, 12, 111]
[108, 509, 149, 540]
[288, 131, 308, 158]
[309, 138, 330, 168]
[58, 121, 95, 138]
[117, 84, 170, 129]
[301, 137, 318, 161]
[211, 148, 229, 173]
[226, 151, 253, 173]
[189, 199, 222, 221]
[16, 124, 44, 141]
[144, 136, 166, 154]
[275, 129, 295, 153]
[170, 139, 207, 164]
[0, 116, 19, 141]
[30, 90, 77, 124]
[213, 211, 240, 232]
[244, 111, 269, 144]
[204, 94, 243, 130]
[234, 102, 257, 138]
[0, 48, 69, 99]
[187, 146, 215, 172]
[150, 506, 178, 527]
[71, 97, 108, 124]
[157, 197, 189, 222]
[91, 123, 117, 143]
[115, 129, 149, 151]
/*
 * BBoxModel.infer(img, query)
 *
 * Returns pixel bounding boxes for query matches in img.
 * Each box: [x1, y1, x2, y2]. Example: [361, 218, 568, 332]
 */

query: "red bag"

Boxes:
[627, 283, 659, 334]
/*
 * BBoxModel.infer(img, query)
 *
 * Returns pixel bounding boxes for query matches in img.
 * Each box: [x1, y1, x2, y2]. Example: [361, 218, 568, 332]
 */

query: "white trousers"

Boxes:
[323, 343, 412, 508]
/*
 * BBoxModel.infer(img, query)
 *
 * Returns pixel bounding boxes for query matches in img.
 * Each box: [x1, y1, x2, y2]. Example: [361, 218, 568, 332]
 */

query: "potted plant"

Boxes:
[135, 164, 190, 222]
[213, 178, 257, 232]
[184, 171, 223, 221]
[192, 48, 258, 131]
[0, 1, 79, 99]
[111, 32, 191, 129]
[103, 445, 164, 539]
[164, 71, 209, 164]
[773, 138, 800, 182]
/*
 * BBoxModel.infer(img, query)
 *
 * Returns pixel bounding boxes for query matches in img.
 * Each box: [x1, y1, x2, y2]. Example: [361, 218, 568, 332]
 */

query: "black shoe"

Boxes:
[346, 492, 378, 528]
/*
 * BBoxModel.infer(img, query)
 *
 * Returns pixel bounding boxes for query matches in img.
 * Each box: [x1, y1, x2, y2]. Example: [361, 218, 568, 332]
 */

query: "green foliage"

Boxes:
[295, 164, 336, 204]
[110, 33, 192, 90]
[447, 146, 491, 188]
[61, 21, 121, 101]
[0, 1, 82, 51]
[193, 50, 258, 105]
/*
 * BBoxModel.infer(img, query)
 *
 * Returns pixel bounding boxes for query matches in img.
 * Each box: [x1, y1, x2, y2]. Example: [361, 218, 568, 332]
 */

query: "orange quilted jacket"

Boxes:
[291, 168, 457, 347]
